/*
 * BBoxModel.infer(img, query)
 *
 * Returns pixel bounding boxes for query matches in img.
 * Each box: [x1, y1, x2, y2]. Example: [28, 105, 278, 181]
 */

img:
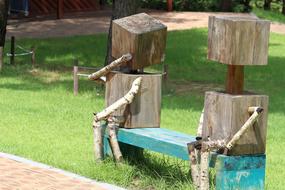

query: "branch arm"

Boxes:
[94, 77, 142, 122]
[88, 53, 132, 80]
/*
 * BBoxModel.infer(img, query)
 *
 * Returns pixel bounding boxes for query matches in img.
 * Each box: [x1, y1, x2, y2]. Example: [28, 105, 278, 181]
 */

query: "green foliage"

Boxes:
[0, 30, 285, 189]
[251, 1, 285, 23]
[141, 0, 252, 12]
[253, 6, 285, 23]
[254, 0, 284, 12]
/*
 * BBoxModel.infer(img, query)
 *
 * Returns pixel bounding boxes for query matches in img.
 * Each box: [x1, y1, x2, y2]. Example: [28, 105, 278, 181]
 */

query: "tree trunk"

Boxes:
[243, 0, 251, 12]
[220, 0, 233, 12]
[263, 0, 271, 10]
[282, 0, 285, 15]
[0, 0, 9, 71]
[0, 46, 3, 71]
[105, 0, 140, 66]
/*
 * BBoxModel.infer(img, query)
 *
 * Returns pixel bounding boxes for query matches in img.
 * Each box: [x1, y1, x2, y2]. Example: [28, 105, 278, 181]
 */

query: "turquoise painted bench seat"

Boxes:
[104, 127, 196, 160]
[102, 126, 266, 190]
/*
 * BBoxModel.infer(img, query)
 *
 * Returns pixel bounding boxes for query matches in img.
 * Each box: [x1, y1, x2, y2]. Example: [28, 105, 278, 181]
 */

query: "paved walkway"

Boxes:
[7, 9, 285, 39]
[0, 152, 125, 190]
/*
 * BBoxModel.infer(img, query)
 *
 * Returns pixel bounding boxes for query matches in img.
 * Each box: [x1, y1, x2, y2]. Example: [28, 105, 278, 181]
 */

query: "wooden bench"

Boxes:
[102, 127, 265, 189]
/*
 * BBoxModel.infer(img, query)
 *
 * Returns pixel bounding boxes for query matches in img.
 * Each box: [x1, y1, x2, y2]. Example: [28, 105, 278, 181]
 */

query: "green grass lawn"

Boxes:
[0, 29, 284, 189]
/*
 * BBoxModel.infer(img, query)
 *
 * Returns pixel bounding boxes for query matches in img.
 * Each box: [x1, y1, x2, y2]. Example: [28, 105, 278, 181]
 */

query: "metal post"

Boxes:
[31, 46, 35, 68]
[163, 64, 168, 83]
[10, 36, 15, 65]
[73, 59, 79, 96]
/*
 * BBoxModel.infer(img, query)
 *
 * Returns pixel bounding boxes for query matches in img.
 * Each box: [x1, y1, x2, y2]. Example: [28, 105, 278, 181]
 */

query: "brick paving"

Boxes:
[6, 9, 285, 39]
[0, 153, 124, 190]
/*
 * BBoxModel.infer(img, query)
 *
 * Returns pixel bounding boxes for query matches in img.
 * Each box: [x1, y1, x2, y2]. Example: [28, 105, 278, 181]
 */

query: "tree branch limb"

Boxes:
[89, 53, 132, 81]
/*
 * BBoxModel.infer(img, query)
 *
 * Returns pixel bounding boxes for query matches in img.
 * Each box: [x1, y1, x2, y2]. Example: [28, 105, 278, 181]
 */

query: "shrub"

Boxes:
[141, 0, 252, 12]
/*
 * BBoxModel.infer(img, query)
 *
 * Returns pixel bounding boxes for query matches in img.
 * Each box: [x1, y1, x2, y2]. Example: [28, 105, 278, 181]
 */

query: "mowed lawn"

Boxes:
[0, 29, 284, 189]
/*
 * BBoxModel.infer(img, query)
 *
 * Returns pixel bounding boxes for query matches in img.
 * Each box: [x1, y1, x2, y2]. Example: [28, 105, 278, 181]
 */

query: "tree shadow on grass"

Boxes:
[1, 29, 285, 114]
[125, 151, 193, 189]
[0, 65, 105, 97]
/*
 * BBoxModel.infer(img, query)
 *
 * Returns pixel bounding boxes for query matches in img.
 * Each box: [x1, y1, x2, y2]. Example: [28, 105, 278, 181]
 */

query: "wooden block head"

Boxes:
[202, 91, 268, 155]
[112, 13, 167, 70]
[105, 71, 162, 128]
[208, 16, 270, 65]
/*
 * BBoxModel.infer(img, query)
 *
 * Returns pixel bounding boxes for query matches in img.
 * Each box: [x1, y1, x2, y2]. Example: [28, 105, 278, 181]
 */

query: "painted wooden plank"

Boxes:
[212, 154, 265, 190]
[211, 154, 265, 171]
[216, 168, 265, 190]
[103, 127, 196, 160]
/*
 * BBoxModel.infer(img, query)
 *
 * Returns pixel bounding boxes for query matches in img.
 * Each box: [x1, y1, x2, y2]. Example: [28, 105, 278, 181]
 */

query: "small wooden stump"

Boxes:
[208, 16, 270, 66]
[202, 91, 268, 155]
[112, 13, 167, 70]
[105, 71, 162, 128]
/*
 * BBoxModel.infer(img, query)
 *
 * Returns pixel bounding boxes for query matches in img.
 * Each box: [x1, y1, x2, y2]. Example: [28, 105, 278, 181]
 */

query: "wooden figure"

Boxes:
[202, 16, 270, 156]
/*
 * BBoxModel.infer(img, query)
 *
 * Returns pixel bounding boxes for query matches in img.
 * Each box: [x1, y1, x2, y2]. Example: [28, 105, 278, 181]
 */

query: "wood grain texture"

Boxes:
[208, 16, 270, 65]
[96, 77, 142, 122]
[202, 91, 268, 155]
[112, 13, 167, 70]
[226, 65, 244, 94]
[105, 71, 162, 128]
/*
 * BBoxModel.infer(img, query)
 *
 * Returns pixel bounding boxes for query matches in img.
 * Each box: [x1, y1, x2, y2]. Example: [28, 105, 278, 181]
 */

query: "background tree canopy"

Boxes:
[141, 0, 285, 13]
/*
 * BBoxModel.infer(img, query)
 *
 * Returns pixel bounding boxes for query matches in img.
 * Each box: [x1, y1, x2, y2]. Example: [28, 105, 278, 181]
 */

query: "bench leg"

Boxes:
[211, 154, 266, 190]
[103, 136, 144, 160]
